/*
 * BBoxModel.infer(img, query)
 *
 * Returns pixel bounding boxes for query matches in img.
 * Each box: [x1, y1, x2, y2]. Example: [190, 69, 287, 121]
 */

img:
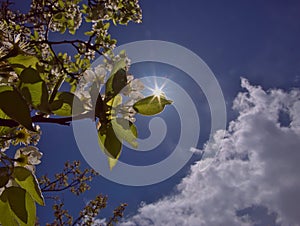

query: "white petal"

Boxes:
[131, 79, 144, 91]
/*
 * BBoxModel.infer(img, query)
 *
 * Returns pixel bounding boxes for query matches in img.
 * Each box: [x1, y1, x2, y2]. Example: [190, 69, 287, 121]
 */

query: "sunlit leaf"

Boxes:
[98, 126, 122, 159]
[3, 187, 27, 224]
[112, 118, 138, 148]
[105, 59, 127, 101]
[20, 190, 36, 226]
[19, 68, 50, 113]
[0, 194, 18, 226]
[0, 89, 34, 131]
[106, 94, 122, 107]
[84, 31, 94, 36]
[13, 167, 45, 206]
[0, 187, 36, 225]
[133, 95, 173, 116]
[58, 0, 64, 7]
[107, 152, 121, 170]
[0, 85, 13, 92]
[7, 55, 39, 75]
[111, 59, 127, 76]
[105, 94, 122, 118]
[50, 92, 85, 116]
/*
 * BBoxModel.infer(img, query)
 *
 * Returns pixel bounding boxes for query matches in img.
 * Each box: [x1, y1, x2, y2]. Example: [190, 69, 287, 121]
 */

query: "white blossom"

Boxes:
[14, 146, 43, 172]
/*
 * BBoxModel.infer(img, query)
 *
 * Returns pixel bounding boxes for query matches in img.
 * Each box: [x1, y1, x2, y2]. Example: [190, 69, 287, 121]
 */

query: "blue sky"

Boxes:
[25, 0, 300, 225]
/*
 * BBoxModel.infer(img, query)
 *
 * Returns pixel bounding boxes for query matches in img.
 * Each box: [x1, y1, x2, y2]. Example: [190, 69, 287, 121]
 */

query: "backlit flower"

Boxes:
[14, 146, 43, 172]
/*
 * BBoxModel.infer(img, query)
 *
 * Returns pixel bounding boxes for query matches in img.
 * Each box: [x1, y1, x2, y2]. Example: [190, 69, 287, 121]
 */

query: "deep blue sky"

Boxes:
[16, 0, 300, 224]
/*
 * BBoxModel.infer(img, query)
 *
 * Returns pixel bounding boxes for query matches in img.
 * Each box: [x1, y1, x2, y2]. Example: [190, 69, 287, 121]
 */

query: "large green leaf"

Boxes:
[21, 192, 36, 226]
[106, 93, 122, 107]
[133, 95, 173, 116]
[50, 92, 85, 116]
[7, 55, 39, 75]
[19, 68, 50, 113]
[104, 94, 122, 120]
[0, 187, 36, 225]
[0, 109, 13, 135]
[98, 126, 122, 159]
[13, 167, 45, 206]
[110, 59, 127, 76]
[107, 152, 121, 170]
[0, 86, 14, 135]
[112, 118, 138, 148]
[19, 67, 42, 84]
[0, 194, 18, 226]
[0, 167, 10, 188]
[0, 89, 34, 131]
[0, 85, 13, 92]
[105, 68, 127, 101]
[5, 187, 27, 223]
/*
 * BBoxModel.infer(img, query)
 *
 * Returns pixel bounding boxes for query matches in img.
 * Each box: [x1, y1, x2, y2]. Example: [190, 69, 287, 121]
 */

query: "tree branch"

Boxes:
[0, 112, 94, 128]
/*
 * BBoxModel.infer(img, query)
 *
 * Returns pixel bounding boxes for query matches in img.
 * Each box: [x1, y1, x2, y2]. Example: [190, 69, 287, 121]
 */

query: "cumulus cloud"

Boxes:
[121, 78, 300, 226]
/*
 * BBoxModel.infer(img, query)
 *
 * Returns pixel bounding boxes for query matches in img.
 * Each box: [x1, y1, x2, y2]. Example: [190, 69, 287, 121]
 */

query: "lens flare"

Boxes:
[152, 87, 164, 97]
[146, 77, 169, 103]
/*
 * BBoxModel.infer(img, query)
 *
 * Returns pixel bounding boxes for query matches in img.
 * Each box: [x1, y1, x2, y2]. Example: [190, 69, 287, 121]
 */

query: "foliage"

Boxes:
[0, 0, 172, 225]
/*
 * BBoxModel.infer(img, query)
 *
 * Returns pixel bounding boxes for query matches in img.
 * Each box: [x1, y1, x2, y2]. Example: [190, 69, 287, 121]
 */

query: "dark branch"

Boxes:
[0, 112, 94, 128]
[32, 39, 103, 56]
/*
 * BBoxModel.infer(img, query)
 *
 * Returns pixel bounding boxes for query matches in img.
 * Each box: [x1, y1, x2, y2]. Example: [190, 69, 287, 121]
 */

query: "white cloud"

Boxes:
[121, 78, 300, 226]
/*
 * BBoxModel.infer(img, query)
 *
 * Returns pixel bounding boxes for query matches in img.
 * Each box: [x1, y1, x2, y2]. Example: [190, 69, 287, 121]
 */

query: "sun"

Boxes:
[147, 78, 168, 98]
[152, 87, 164, 97]
[143, 76, 169, 104]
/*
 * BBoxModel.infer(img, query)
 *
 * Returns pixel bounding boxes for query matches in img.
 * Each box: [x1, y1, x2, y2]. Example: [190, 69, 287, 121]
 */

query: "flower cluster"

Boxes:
[0, 146, 42, 197]
[0, 125, 41, 153]
[75, 52, 145, 123]
[75, 64, 107, 110]
[14, 146, 43, 172]
[119, 76, 145, 122]
[49, 2, 82, 34]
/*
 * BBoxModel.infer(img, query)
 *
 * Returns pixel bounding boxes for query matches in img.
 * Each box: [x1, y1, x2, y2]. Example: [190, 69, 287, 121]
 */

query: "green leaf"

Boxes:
[0, 84, 13, 92]
[58, 0, 64, 7]
[112, 118, 138, 148]
[105, 58, 128, 101]
[107, 152, 121, 170]
[105, 68, 127, 101]
[0, 187, 36, 225]
[133, 95, 173, 116]
[0, 167, 10, 188]
[23, 190, 36, 226]
[0, 89, 34, 131]
[7, 55, 39, 75]
[98, 126, 122, 159]
[0, 194, 18, 226]
[3, 187, 27, 224]
[0, 124, 13, 137]
[84, 31, 94, 36]
[0, 86, 14, 135]
[13, 167, 45, 206]
[105, 94, 122, 118]
[103, 22, 110, 30]
[106, 94, 122, 107]
[19, 68, 50, 113]
[110, 58, 127, 76]
[69, 28, 76, 35]
[53, 12, 64, 20]
[19, 67, 42, 83]
[50, 92, 85, 116]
